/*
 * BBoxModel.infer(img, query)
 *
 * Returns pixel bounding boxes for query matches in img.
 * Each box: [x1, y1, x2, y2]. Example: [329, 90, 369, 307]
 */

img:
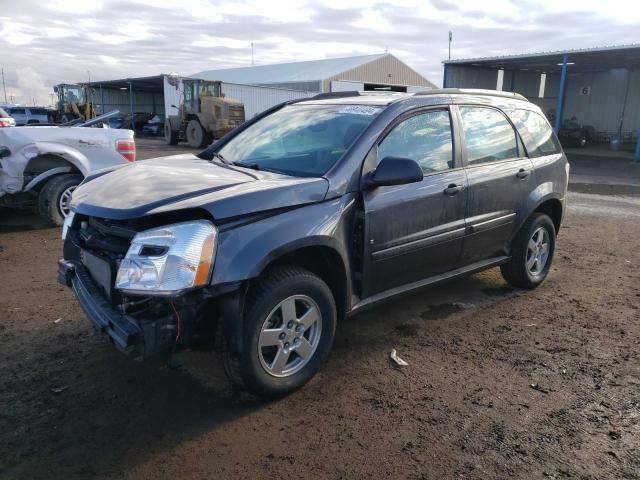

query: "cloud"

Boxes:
[0, 0, 638, 105]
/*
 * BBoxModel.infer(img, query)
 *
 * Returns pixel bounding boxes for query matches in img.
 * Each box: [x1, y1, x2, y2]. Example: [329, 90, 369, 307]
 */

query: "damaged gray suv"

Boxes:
[58, 89, 568, 396]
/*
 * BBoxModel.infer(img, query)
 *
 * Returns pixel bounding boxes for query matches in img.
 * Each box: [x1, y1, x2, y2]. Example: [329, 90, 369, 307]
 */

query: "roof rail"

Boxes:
[414, 88, 528, 102]
[311, 91, 361, 100]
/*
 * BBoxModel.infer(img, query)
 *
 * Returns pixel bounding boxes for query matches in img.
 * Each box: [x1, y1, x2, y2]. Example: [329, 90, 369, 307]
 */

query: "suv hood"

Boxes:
[71, 154, 329, 220]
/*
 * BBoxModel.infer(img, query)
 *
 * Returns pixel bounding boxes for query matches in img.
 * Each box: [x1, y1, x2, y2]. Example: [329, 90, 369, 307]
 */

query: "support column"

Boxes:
[554, 55, 568, 134]
[443, 64, 448, 88]
[129, 82, 134, 130]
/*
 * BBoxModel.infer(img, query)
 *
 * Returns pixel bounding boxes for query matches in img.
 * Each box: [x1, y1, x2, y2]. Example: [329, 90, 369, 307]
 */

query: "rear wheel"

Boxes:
[222, 266, 337, 397]
[186, 119, 206, 148]
[501, 213, 556, 289]
[38, 174, 83, 227]
[164, 121, 178, 145]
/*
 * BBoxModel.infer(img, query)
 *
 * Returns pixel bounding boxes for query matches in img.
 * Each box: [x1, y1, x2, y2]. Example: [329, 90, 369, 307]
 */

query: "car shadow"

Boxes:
[0, 207, 54, 232]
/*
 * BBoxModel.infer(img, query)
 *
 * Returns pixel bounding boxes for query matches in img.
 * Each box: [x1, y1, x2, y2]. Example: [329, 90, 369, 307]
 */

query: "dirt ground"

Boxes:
[1, 144, 639, 479]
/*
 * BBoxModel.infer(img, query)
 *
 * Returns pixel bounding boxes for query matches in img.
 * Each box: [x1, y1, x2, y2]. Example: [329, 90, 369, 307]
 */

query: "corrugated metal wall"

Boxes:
[445, 65, 498, 89]
[562, 69, 639, 132]
[220, 83, 315, 119]
[255, 81, 321, 92]
[325, 54, 435, 92]
[90, 87, 163, 116]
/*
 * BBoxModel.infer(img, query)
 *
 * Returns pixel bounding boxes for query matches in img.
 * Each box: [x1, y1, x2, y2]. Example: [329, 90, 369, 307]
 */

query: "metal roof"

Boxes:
[444, 44, 640, 73]
[193, 53, 388, 84]
[82, 74, 169, 92]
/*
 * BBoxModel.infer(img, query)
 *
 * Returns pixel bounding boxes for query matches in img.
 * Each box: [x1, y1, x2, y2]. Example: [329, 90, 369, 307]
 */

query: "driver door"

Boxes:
[361, 108, 467, 296]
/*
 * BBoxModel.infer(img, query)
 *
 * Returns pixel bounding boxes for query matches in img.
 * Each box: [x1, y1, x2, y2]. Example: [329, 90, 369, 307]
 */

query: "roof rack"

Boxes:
[310, 91, 361, 100]
[414, 88, 528, 102]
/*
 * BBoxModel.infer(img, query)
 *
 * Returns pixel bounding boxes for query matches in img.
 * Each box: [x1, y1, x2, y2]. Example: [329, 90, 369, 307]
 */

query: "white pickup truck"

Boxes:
[0, 124, 135, 225]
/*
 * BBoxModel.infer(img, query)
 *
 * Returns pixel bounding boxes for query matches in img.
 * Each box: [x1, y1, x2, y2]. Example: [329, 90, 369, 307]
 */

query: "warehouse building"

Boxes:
[194, 53, 436, 93]
[79, 74, 315, 121]
[442, 44, 640, 158]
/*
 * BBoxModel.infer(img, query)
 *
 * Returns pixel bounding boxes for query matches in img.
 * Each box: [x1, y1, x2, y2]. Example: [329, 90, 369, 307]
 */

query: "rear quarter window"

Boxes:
[507, 109, 562, 157]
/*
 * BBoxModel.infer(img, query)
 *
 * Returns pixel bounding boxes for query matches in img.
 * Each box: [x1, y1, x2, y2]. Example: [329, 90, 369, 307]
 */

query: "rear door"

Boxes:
[362, 107, 467, 296]
[455, 105, 535, 265]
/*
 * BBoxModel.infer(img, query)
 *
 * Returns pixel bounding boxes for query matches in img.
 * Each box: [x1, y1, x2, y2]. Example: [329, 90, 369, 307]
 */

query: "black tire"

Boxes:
[186, 119, 206, 148]
[500, 213, 556, 289]
[164, 121, 179, 145]
[223, 266, 337, 397]
[38, 174, 83, 227]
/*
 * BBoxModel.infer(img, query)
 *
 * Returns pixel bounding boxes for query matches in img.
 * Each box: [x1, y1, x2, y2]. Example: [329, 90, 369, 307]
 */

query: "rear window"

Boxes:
[459, 106, 518, 165]
[508, 109, 562, 157]
[0, 107, 9, 118]
[30, 108, 48, 115]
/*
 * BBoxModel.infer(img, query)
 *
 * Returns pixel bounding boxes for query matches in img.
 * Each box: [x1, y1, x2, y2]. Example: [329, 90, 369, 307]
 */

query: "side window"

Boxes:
[507, 109, 562, 158]
[10, 108, 26, 115]
[378, 110, 453, 174]
[459, 106, 518, 165]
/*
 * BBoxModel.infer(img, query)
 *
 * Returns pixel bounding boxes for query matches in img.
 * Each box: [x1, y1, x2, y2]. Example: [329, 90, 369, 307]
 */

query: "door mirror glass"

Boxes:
[370, 156, 423, 187]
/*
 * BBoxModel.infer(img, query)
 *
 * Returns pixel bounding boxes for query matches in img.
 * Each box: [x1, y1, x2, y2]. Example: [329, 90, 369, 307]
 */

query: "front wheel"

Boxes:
[501, 213, 556, 289]
[223, 267, 337, 397]
[186, 119, 206, 148]
[38, 174, 83, 227]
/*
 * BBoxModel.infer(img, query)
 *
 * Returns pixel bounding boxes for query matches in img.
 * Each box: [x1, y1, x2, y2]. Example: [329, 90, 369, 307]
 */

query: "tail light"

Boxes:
[0, 119, 13, 127]
[116, 139, 136, 162]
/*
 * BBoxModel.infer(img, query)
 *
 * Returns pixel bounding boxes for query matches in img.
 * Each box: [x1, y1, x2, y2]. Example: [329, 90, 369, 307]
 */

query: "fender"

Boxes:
[212, 194, 356, 301]
[23, 166, 73, 191]
[20, 141, 92, 175]
[515, 180, 565, 233]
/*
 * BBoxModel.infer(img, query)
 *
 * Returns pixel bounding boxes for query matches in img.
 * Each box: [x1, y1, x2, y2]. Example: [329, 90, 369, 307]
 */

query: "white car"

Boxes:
[0, 106, 16, 128]
[2, 106, 49, 125]
[0, 122, 135, 225]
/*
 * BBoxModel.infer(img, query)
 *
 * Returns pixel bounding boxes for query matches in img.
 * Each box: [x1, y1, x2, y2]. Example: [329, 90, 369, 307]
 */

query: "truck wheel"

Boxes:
[223, 266, 337, 397]
[38, 174, 83, 227]
[500, 213, 556, 289]
[186, 119, 206, 148]
[164, 122, 178, 145]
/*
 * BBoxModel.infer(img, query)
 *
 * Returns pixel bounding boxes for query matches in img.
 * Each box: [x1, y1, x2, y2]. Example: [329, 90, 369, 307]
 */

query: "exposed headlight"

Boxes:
[115, 220, 217, 295]
[62, 210, 76, 240]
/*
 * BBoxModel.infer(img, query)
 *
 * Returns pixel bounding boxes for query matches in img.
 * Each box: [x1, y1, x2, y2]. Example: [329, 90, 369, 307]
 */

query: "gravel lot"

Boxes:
[1, 142, 639, 479]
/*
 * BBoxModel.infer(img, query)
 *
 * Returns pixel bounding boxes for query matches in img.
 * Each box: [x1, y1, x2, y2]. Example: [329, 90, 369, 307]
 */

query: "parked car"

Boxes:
[2, 106, 49, 125]
[0, 106, 16, 127]
[0, 121, 135, 225]
[58, 89, 568, 397]
[142, 114, 164, 136]
[108, 112, 155, 131]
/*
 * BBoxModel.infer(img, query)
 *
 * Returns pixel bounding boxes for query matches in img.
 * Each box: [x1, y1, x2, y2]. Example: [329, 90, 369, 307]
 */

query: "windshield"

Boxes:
[217, 104, 382, 176]
[0, 107, 9, 118]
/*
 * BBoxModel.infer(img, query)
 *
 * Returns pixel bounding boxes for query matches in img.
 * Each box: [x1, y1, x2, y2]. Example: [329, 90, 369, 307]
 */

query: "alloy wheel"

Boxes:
[257, 294, 322, 378]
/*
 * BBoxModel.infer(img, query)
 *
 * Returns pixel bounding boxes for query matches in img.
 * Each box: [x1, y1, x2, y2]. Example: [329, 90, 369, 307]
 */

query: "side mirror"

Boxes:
[370, 156, 423, 187]
[0, 146, 11, 159]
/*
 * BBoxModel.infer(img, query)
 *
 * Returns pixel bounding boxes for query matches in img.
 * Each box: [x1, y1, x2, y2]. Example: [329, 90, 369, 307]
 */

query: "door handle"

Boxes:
[444, 183, 463, 196]
[516, 168, 530, 179]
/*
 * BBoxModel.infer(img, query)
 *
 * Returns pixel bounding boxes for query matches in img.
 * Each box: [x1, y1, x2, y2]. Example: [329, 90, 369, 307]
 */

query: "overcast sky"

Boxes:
[1, 0, 638, 105]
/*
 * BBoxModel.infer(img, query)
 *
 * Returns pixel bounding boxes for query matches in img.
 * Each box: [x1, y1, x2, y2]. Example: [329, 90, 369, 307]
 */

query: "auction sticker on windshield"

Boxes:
[338, 106, 381, 116]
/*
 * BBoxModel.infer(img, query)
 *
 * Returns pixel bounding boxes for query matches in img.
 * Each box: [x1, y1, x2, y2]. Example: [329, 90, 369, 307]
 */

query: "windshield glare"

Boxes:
[217, 104, 382, 176]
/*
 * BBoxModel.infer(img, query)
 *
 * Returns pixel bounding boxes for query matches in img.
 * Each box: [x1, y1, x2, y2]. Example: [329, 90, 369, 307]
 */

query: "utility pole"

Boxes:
[448, 31, 452, 61]
[1, 68, 7, 104]
[251, 42, 254, 66]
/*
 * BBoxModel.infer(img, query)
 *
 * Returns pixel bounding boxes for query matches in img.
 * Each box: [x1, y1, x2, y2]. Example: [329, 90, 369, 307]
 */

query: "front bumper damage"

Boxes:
[58, 259, 177, 360]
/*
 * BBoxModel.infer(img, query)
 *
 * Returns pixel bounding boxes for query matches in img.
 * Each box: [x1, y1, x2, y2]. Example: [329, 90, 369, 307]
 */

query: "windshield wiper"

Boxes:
[209, 151, 231, 164]
[232, 161, 260, 170]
